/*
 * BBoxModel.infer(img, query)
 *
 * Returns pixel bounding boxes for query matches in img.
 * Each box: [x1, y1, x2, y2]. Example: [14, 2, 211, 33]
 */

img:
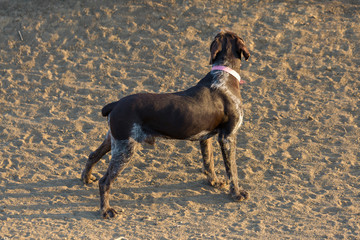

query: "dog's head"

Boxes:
[209, 31, 250, 65]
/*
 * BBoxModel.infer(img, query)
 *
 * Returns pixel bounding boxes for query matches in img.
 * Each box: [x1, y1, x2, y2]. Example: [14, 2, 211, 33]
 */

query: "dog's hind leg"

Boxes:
[81, 131, 111, 184]
[218, 134, 249, 201]
[99, 138, 136, 219]
[200, 138, 225, 188]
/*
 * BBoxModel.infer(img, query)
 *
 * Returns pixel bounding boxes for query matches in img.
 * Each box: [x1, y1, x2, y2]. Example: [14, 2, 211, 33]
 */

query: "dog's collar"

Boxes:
[211, 65, 245, 85]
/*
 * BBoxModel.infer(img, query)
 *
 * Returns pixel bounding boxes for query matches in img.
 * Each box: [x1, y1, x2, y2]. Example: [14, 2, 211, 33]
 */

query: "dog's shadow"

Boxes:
[1, 177, 232, 220]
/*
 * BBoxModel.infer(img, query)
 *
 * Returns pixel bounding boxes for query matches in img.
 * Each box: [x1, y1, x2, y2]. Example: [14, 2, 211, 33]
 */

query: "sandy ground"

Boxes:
[1, 0, 359, 239]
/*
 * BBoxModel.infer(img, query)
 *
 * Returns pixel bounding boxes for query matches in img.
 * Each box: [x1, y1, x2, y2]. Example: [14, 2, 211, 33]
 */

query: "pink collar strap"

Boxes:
[211, 65, 245, 84]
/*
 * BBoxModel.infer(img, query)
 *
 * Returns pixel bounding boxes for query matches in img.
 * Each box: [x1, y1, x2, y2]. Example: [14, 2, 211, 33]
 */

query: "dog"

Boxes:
[81, 31, 250, 219]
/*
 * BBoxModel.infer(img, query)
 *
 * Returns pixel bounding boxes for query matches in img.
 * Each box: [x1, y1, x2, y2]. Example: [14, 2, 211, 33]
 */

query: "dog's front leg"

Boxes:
[200, 138, 225, 188]
[218, 134, 249, 201]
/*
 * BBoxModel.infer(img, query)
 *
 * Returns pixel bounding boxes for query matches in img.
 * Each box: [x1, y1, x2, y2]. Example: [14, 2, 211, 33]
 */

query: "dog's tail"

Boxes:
[101, 101, 118, 117]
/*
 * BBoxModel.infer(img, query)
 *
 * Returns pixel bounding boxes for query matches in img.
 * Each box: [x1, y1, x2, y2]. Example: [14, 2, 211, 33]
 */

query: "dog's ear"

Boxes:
[209, 37, 222, 64]
[236, 37, 250, 61]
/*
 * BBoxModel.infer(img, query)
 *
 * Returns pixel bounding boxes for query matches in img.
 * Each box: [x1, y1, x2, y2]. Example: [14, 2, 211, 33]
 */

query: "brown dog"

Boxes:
[81, 31, 250, 219]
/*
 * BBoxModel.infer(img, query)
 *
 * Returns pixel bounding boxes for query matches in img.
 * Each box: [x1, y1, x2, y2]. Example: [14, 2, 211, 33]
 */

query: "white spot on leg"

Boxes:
[111, 137, 129, 158]
[130, 123, 148, 143]
[109, 137, 136, 176]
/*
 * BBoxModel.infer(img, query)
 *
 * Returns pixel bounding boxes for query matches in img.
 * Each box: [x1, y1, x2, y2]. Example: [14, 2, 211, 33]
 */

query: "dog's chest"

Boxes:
[224, 89, 243, 133]
[211, 78, 243, 133]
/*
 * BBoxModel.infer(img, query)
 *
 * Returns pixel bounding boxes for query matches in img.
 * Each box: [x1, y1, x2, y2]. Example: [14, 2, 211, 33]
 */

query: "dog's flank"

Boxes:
[81, 31, 250, 219]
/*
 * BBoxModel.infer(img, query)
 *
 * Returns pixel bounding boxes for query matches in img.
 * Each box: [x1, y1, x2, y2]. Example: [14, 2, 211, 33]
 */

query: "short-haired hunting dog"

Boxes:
[81, 31, 250, 219]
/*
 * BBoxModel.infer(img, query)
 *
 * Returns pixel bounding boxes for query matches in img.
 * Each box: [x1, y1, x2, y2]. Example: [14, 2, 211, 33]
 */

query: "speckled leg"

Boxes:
[218, 134, 249, 201]
[99, 139, 136, 219]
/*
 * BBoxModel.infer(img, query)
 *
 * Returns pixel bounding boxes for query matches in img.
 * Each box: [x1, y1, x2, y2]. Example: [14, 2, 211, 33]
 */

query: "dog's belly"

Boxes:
[184, 130, 218, 141]
[141, 120, 219, 141]
[139, 125, 218, 143]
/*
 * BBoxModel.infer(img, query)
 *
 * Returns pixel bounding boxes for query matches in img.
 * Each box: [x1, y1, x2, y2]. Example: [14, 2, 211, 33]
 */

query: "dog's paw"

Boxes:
[209, 179, 227, 189]
[81, 171, 97, 184]
[232, 190, 249, 202]
[101, 208, 118, 219]
[86, 175, 97, 184]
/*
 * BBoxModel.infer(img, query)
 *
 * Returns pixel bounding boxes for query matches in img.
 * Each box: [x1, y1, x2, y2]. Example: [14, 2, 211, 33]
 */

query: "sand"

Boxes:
[0, 0, 359, 239]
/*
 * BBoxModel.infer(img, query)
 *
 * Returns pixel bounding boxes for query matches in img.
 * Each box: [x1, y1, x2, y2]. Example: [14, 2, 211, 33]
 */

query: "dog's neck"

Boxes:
[211, 64, 245, 85]
[211, 65, 240, 81]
